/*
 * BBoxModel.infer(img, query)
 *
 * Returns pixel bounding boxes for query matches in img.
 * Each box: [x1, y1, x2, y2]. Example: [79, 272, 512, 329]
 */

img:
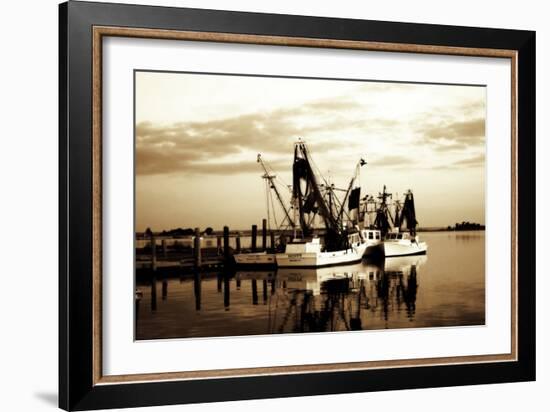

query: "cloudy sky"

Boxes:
[135, 70, 485, 231]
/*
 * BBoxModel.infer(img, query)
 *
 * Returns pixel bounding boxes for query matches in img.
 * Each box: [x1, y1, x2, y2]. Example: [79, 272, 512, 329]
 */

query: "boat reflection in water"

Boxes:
[235, 255, 426, 334]
[135, 255, 428, 339]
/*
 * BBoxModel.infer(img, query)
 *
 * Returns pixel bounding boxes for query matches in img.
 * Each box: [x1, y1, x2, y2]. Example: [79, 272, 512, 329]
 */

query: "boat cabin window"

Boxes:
[375, 232, 380, 239]
[397, 234, 403, 239]
[368, 232, 373, 239]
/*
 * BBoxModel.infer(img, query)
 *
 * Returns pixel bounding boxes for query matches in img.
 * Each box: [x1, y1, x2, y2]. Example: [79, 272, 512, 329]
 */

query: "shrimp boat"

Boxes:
[369, 186, 428, 257]
[277, 235, 369, 267]
[276, 141, 382, 267]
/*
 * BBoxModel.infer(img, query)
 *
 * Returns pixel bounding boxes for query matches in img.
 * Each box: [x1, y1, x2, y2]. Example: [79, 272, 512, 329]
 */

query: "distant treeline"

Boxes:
[142, 227, 214, 237]
[139, 222, 485, 237]
[447, 222, 485, 231]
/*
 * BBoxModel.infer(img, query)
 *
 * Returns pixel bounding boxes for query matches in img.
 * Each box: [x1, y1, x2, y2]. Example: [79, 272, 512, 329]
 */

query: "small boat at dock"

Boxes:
[234, 251, 276, 266]
[383, 231, 427, 257]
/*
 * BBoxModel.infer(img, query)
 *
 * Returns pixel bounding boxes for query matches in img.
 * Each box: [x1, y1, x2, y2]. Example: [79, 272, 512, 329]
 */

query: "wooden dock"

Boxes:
[136, 220, 279, 275]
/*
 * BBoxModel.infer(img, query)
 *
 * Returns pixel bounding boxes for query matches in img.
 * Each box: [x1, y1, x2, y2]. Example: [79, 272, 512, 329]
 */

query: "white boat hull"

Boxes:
[382, 241, 427, 257]
[233, 252, 276, 265]
[277, 242, 368, 267]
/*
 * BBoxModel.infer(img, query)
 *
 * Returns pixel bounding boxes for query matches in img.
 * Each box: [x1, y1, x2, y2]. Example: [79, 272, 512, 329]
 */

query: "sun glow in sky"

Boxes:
[135, 71, 486, 232]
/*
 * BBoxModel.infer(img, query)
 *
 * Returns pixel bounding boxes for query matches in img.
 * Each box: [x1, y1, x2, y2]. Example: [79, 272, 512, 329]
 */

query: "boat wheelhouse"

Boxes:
[360, 228, 383, 256]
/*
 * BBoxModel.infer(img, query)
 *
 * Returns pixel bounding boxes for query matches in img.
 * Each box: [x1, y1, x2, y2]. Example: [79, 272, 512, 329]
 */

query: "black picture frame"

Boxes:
[59, 1, 536, 410]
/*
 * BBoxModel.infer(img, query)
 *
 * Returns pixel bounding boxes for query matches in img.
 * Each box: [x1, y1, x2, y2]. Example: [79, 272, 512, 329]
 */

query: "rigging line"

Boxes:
[308, 151, 355, 226]
[277, 208, 294, 232]
[306, 211, 318, 228]
[258, 154, 294, 228]
[262, 157, 291, 193]
[269, 187, 279, 229]
[331, 191, 353, 224]
[266, 162, 290, 190]
[310, 153, 331, 188]
[265, 178, 271, 231]
[303, 141, 329, 188]
[273, 178, 292, 195]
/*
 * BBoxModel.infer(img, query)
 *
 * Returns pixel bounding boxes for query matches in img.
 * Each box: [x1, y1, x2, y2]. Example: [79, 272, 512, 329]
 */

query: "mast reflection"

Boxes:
[231, 255, 426, 333]
[138, 256, 426, 336]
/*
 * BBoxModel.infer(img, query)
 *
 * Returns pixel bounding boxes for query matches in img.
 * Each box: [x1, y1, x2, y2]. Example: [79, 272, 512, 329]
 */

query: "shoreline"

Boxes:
[135, 227, 486, 237]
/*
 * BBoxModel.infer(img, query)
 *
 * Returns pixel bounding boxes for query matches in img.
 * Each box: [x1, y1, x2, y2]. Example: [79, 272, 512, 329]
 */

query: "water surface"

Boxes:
[136, 231, 485, 339]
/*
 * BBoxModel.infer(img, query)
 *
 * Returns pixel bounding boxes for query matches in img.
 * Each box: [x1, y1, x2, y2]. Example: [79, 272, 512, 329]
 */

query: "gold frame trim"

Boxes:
[92, 26, 518, 386]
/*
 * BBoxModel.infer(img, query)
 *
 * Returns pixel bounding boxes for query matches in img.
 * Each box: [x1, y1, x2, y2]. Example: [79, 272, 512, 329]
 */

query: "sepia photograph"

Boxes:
[134, 70, 486, 340]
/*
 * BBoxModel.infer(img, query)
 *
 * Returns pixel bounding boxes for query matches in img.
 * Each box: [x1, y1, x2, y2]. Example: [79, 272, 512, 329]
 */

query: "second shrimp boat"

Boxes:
[368, 185, 428, 257]
[276, 141, 382, 267]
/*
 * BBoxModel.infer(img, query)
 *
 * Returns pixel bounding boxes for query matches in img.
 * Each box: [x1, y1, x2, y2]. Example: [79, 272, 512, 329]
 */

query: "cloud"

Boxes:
[416, 117, 485, 152]
[452, 154, 485, 167]
[184, 159, 290, 175]
[302, 99, 363, 112]
[458, 100, 486, 117]
[136, 83, 486, 177]
[136, 96, 370, 176]
[425, 118, 485, 141]
[432, 142, 468, 152]
[358, 82, 410, 93]
[369, 154, 415, 168]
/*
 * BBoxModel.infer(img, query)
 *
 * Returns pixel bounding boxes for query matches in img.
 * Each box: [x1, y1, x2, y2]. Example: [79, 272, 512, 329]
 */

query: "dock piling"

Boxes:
[223, 274, 230, 309]
[151, 234, 157, 272]
[161, 239, 167, 258]
[150, 276, 157, 311]
[236, 234, 241, 253]
[194, 271, 202, 311]
[162, 279, 168, 300]
[223, 226, 230, 260]
[262, 219, 267, 251]
[251, 224, 257, 252]
[193, 227, 201, 268]
[252, 279, 258, 305]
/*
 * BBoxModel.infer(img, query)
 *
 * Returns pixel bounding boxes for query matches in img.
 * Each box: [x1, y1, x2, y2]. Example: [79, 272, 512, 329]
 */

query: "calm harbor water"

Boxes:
[135, 231, 485, 340]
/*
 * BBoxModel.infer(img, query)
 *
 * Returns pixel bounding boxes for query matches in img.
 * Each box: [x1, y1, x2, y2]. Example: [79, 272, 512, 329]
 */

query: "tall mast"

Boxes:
[292, 141, 352, 251]
[293, 141, 339, 235]
[337, 158, 366, 226]
[257, 154, 294, 228]
[374, 185, 393, 236]
[400, 189, 418, 236]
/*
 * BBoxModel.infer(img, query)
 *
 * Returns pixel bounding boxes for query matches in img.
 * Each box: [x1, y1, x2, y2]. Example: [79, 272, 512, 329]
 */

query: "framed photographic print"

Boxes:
[59, 1, 536, 410]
